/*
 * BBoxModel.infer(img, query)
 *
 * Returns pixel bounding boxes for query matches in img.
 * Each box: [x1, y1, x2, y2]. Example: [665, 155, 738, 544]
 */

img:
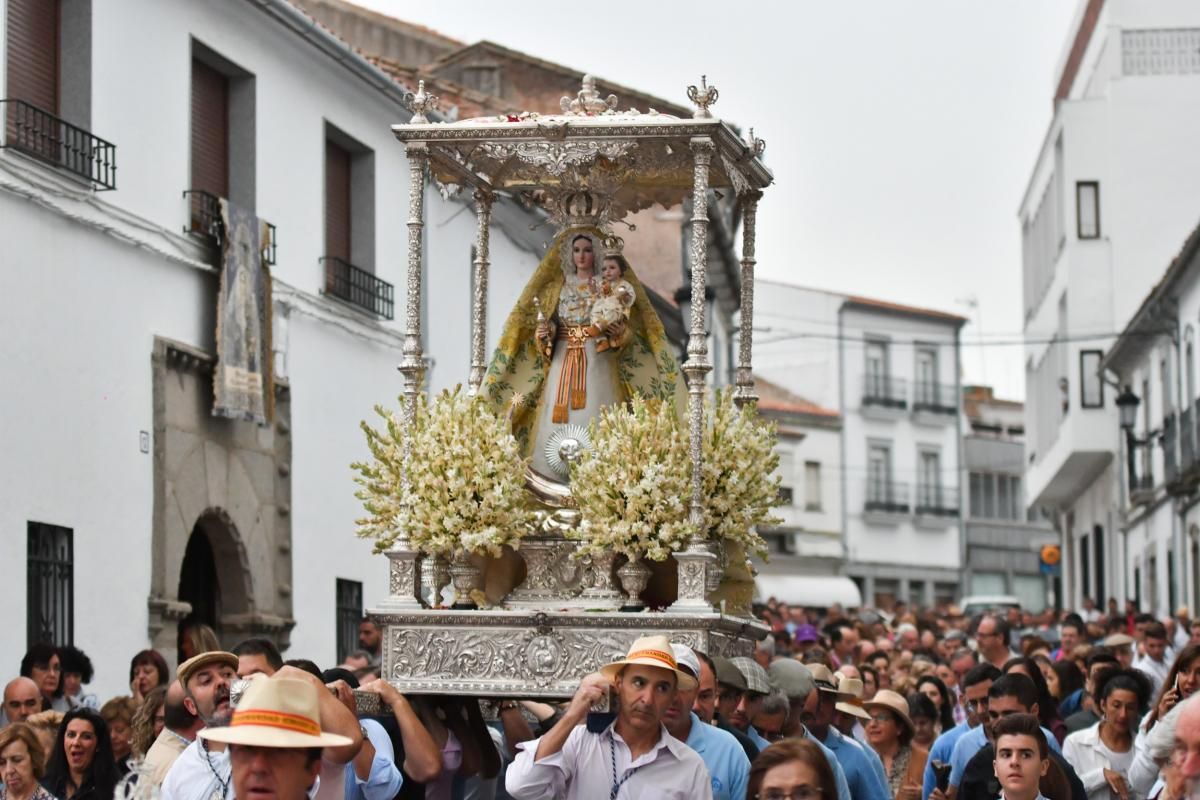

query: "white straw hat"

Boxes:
[599, 635, 697, 691]
[199, 677, 352, 749]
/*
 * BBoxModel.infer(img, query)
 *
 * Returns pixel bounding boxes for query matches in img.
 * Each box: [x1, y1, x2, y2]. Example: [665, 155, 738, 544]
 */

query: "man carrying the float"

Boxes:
[505, 634, 713, 799]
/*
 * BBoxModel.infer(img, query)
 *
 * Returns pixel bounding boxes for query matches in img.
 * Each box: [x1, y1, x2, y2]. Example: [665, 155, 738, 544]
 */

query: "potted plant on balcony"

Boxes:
[353, 386, 536, 608]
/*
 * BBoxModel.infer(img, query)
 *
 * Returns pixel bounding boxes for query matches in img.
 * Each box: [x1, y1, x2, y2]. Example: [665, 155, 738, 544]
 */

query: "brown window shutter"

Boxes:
[190, 59, 229, 198]
[325, 139, 351, 262]
[6, 0, 60, 113]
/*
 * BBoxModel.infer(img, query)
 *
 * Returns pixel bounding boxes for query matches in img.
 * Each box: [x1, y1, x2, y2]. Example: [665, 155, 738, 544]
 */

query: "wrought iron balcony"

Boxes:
[321, 257, 395, 320]
[862, 375, 907, 409]
[913, 381, 959, 415]
[865, 479, 910, 514]
[183, 189, 276, 266]
[915, 485, 960, 516]
[1, 99, 116, 189]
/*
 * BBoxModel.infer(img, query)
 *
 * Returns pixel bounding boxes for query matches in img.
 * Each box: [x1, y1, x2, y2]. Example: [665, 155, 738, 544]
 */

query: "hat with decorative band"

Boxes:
[199, 677, 353, 748]
[599, 635, 697, 691]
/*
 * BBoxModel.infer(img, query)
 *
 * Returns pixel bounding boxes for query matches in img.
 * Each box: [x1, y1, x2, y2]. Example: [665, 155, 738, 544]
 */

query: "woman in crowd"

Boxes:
[864, 689, 927, 800]
[126, 650, 168, 703]
[0, 723, 56, 800]
[1062, 668, 1152, 800]
[19, 645, 65, 713]
[1053, 659, 1088, 719]
[57, 647, 97, 712]
[859, 664, 880, 701]
[130, 685, 167, 759]
[906, 692, 939, 749]
[97, 697, 137, 776]
[41, 708, 117, 800]
[176, 622, 220, 664]
[1004, 656, 1067, 744]
[915, 674, 955, 735]
[1141, 642, 1200, 735]
[745, 738, 840, 800]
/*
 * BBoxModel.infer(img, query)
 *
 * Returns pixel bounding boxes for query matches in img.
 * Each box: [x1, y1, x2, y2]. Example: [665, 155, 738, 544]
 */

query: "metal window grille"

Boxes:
[335, 579, 363, 664]
[27, 522, 73, 647]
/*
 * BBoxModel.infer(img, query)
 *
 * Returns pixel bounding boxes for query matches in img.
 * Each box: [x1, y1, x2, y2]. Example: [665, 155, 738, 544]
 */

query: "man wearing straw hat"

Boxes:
[505, 634, 713, 799]
[199, 676, 354, 800]
[804, 664, 891, 800]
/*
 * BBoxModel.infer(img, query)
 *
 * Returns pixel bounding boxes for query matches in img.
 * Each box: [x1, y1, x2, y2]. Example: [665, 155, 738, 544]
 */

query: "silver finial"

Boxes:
[560, 74, 618, 116]
[687, 75, 719, 119]
[404, 80, 440, 124]
[746, 127, 766, 156]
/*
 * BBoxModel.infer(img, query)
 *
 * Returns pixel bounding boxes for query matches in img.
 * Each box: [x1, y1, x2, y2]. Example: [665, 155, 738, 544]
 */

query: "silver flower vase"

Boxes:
[449, 552, 484, 609]
[578, 549, 623, 610]
[617, 556, 652, 611]
[421, 554, 450, 609]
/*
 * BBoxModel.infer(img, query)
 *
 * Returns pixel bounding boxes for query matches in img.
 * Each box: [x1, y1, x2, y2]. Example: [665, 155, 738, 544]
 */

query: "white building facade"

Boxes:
[0, 0, 542, 699]
[1020, 0, 1200, 611]
[1103, 222, 1200, 620]
[754, 281, 966, 610]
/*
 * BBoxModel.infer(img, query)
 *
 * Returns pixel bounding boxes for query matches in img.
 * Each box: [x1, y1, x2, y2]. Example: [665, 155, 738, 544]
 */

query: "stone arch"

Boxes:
[148, 338, 293, 670]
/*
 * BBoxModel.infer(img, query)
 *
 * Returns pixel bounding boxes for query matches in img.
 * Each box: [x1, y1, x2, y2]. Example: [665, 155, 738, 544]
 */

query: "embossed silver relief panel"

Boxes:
[376, 612, 759, 696]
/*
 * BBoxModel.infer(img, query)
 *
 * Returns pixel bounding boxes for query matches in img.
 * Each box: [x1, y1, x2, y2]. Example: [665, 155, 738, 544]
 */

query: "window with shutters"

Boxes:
[321, 124, 387, 317]
[6, 0, 60, 115]
[186, 41, 256, 236]
[3, 0, 108, 186]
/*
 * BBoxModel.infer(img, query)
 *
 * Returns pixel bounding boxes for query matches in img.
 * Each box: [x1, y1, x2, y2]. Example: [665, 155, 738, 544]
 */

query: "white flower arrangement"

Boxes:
[352, 386, 536, 558]
[701, 389, 782, 559]
[569, 395, 692, 562]
[570, 390, 781, 564]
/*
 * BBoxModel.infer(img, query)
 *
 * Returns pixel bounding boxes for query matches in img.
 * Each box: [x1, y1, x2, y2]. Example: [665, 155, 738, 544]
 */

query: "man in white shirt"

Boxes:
[160, 651, 241, 800]
[505, 634, 713, 799]
[1133, 622, 1172, 698]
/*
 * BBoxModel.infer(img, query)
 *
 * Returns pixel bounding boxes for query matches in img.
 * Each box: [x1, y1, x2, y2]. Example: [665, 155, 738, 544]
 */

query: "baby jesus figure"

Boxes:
[590, 254, 636, 352]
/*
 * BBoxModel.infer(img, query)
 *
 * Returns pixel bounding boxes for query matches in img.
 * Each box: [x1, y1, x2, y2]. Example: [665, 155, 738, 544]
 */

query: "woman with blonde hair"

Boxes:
[129, 685, 166, 759]
[98, 697, 138, 776]
[22, 712, 62, 773]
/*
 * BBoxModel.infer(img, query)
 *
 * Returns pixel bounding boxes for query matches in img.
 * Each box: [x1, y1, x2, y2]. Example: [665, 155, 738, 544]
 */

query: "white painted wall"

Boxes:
[0, 0, 543, 701]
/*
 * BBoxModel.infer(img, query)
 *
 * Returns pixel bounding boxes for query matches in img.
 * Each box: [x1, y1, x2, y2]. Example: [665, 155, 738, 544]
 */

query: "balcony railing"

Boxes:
[863, 375, 907, 409]
[1, 99, 116, 189]
[1164, 412, 1179, 486]
[865, 479, 910, 514]
[913, 381, 959, 415]
[183, 190, 276, 266]
[915, 485, 960, 516]
[322, 257, 395, 320]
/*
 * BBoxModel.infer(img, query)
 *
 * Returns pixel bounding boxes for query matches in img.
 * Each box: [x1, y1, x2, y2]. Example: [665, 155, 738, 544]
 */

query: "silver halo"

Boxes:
[543, 424, 592, 480]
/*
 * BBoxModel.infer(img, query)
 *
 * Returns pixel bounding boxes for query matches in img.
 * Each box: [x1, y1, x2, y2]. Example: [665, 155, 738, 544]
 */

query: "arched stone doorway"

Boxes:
[148, 339, 295, 670]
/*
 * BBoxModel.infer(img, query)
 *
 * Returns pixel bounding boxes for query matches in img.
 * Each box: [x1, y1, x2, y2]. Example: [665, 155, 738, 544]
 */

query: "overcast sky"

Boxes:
[359, 0, 1080, 400]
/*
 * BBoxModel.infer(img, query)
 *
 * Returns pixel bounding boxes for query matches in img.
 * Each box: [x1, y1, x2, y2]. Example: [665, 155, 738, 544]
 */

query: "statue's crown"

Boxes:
[601, 234, 625, 258]
[561, 190, 603, 228]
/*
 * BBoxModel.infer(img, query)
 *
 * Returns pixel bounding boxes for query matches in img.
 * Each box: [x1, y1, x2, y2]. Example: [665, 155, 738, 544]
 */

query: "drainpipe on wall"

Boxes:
[955, 327, 966, 598]
[838, 308, 849, 574]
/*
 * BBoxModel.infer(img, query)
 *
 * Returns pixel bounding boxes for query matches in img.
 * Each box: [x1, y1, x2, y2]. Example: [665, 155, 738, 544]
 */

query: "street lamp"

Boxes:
[1116, 385, 1140, 432]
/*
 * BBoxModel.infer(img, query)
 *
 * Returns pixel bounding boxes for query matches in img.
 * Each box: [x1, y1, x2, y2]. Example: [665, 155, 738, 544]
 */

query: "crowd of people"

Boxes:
[1, 602, 1199, 800]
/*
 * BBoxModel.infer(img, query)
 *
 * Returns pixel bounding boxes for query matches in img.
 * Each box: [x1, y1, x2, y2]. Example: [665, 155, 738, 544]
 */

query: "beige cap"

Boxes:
[177, 651, 238, 689]
[1103, 633, 1134, 648]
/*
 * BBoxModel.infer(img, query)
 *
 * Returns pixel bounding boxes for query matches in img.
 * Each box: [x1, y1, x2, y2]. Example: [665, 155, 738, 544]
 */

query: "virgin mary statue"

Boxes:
[483, 225, 684, 486]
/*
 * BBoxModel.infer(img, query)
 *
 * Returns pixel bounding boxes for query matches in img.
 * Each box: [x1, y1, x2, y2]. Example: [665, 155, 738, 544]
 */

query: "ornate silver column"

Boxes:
[734, 190, 761, 407]
[670, 137, 717, 613]
[468, 189, 493, 393]
[382, 142, 430, 611]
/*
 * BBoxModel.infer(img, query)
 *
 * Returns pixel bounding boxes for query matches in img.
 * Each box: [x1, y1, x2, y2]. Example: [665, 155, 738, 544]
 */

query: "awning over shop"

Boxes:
[755, 574, 863, 609]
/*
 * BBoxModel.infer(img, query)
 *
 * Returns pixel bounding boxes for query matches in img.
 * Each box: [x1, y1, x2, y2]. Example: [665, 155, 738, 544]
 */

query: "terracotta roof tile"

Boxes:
[844, 295, 968, 325]
[754, 376, 839, 418]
